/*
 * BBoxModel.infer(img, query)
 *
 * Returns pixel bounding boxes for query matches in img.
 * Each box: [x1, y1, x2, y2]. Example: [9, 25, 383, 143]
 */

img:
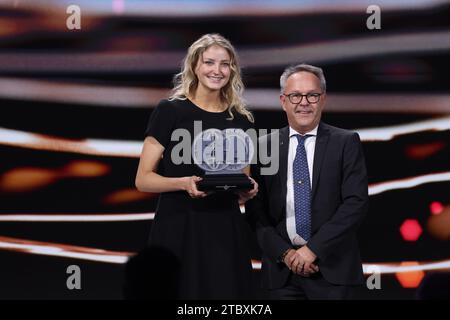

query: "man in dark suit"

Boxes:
[248, 64, 369, 299]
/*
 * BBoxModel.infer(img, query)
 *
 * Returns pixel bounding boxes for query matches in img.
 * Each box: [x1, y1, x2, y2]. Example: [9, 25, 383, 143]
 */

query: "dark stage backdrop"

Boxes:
[0, 0, 449, 300]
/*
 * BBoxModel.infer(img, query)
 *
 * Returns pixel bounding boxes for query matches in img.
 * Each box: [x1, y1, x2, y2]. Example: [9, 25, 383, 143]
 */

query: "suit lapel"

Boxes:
[278, 126, 289, 210]
[311, 122, 330, 199]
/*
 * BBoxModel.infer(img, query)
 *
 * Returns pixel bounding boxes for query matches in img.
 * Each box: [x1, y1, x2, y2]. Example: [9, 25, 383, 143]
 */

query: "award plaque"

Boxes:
[192, 128, 254, 192]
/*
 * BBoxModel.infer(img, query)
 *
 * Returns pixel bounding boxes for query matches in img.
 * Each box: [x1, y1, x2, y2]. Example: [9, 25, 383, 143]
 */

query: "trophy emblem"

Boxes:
[192, 128, 254, 191]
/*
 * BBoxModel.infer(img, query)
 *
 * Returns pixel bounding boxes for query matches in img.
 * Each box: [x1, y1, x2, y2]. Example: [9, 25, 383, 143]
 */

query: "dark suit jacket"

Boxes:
[247, 122, 369, 289]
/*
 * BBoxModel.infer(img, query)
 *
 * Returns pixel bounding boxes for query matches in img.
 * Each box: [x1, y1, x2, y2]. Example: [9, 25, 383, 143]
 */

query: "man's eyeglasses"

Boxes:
[283, 92, 322, 104]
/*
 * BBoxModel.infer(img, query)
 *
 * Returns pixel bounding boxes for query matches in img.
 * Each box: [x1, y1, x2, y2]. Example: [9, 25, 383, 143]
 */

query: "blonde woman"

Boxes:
[135, 34, 258, 299]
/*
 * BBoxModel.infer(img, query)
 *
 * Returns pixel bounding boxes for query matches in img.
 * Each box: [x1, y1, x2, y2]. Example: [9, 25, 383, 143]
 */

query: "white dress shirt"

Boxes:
[286, 125, 318, 246]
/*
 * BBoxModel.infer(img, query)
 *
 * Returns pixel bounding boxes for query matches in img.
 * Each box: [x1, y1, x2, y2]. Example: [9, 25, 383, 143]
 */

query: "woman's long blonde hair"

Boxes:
[169, 33, 254, 123]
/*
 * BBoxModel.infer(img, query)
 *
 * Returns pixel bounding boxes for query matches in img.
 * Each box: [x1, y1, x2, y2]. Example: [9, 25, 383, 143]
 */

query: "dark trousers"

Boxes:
[268, 272, 360, 300]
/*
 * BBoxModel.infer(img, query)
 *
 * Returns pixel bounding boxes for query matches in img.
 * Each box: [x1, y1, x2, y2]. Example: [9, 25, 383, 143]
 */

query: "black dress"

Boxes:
[144, 98, 254, 299]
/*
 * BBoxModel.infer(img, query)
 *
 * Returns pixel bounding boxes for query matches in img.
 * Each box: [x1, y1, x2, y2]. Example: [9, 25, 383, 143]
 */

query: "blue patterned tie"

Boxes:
[293, 134, 312, 241]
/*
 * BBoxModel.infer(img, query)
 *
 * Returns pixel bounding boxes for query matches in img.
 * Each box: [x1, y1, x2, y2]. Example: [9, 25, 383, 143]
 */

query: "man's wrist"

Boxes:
[278, 248, 292, 264]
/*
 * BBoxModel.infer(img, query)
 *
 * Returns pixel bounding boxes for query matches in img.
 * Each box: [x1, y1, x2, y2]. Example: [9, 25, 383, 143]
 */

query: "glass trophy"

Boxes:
[192, 128, 254, 191]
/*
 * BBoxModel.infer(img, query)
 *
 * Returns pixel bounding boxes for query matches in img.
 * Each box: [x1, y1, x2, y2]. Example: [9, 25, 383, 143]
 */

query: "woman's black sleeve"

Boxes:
[144, 100, 176, 148]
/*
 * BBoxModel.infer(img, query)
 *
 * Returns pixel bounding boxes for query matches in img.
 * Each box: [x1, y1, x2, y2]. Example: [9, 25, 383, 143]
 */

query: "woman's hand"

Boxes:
[181, 176, 208, 198]
[237, 176, 258, 205]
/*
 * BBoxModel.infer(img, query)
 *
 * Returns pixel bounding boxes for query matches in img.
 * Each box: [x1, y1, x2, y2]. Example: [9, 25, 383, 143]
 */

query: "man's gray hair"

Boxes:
[280, 64, 326, 94]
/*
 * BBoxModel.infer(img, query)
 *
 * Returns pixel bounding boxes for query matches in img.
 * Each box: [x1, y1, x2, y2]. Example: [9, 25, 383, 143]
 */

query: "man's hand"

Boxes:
[288, 246, 319, 277]
[282, 249, 296, 270]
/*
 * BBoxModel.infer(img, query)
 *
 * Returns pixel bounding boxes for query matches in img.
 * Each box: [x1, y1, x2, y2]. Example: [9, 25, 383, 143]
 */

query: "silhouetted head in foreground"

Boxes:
[123, 246, 180, 300]
[416, 272, 450, 300]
